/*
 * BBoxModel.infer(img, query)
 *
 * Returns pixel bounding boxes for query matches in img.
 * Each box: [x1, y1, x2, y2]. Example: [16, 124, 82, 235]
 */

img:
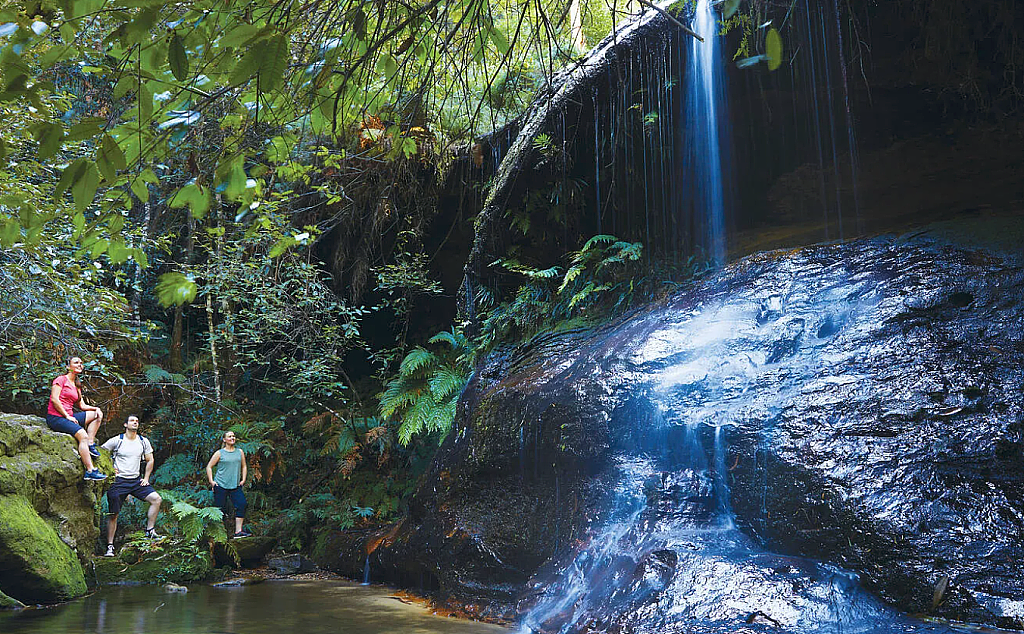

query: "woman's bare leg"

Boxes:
[75, 429, 96, 471]
[84, 408, 103, 444]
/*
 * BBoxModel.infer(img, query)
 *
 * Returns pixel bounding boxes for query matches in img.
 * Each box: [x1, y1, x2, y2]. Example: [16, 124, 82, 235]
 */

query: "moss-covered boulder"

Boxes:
[0, 494, 87, 602]
[0, 413, 108, 604]
[92, 543, 216, 585]
[0, 588, 25, 609]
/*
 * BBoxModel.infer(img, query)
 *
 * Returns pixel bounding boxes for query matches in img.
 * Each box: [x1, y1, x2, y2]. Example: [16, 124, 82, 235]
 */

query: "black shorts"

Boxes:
[107, 477, 157, 515]
[46, 411, 88, 436]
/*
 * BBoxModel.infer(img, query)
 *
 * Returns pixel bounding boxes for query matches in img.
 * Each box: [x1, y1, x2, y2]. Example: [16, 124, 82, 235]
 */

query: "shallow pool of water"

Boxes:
[0, 580, 508, 634]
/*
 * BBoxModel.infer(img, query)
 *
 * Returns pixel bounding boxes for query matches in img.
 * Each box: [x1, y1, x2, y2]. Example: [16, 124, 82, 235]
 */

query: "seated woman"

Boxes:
[46, 356, 105, 480]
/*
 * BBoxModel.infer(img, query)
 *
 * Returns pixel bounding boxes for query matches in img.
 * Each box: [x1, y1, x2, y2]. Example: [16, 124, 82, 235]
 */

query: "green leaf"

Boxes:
[378, 52, 398, 80]
[89, 238, 110, 258]
[133, 248, 148, 268]
[71, 162, 100, 212]
[31, 122, 64, 160]
[141, 40, 166, 75]
[66, 117, 106, 142]
[230, 45, 262, 86]
[766, 28, 783, 71]
[218, 23, 262, 49]
[168, 182, 211, 219]
[398, 347, 436, 377]
[64, 0, 103, 20]
[37, 45, 76, 69]
[489, 26, 509, 54]
[0, 219, 19, 247]
[258, 34, 289, 91]
[130, 175, 150, 202]
[155, 272, 198, 307]
[55, 158, 88, 199]
[168, 33, 189, 81]
[265, 134, 295, 162]
[268, 236, 296, 258]
[72, 212, 85, 238]
[107, 239, 130, 264]
[214, 155, 247, 202]
[108, 213, 125, 234]
[97, 134, 127, 182]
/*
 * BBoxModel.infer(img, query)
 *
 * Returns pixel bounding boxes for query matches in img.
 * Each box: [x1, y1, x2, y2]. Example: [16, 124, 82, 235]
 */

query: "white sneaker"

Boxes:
[104, 544, 115, 557]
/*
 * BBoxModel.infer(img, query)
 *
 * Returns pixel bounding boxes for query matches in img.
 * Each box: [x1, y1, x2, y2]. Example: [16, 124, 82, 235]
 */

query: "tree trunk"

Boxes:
[205, 292, 222, 403]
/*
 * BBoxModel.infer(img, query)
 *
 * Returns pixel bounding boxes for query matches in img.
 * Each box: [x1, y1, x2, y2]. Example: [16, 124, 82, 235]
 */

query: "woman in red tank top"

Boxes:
[46, 356, 106, 480]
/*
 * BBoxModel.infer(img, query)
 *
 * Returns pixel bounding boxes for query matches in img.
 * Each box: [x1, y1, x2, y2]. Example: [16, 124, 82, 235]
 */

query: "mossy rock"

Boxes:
[0, 414, 108, 556]
[0, 494, 87, 603]
[0, 589, 25, 609]
[93, 543, 215, 585]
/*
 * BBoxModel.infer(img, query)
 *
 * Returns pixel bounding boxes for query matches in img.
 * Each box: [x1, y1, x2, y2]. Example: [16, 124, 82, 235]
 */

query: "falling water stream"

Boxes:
[685, 0, 728, 264]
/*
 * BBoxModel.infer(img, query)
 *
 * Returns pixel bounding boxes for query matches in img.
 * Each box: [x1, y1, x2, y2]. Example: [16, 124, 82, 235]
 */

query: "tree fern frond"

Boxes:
[583, 234, 618, 250]
[522, 266, 561, 279]
[429, 367, 468, 401]
[558, 264, 585, 294]
[398, 347, 437, 377]
[379, 388, 418, 418]
[428, 328, 467, 351]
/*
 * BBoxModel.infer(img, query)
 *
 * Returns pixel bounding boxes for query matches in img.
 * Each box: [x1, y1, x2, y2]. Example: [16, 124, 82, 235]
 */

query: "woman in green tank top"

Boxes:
[205, 431, 250, 537]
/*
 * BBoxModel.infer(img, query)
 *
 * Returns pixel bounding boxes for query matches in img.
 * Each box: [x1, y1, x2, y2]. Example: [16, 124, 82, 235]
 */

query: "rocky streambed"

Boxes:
[318, 221, 1024, 631]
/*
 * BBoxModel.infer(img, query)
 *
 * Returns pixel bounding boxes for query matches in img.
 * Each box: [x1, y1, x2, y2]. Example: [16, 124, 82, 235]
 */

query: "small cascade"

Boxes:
[362, 555, 371, 585]
[711, 423, 734, 526]
[514, 271, 974, 633]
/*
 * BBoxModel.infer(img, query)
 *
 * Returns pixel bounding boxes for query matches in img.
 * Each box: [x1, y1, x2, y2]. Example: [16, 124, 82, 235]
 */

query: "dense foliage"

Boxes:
[0, 0, 663, 555]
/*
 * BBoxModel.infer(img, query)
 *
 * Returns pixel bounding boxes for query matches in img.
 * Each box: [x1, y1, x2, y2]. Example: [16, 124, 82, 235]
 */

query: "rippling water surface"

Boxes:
[0, 580, 507, 634]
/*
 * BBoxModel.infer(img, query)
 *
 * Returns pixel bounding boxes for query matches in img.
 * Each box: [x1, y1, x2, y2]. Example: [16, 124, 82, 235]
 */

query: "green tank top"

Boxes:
[214, 448, 243, 489]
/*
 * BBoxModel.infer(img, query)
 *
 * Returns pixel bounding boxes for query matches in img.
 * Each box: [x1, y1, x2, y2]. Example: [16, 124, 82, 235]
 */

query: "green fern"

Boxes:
[398, 347, 436, 376]
[143, 364, 174, 383]
[379, 326, 472, 446]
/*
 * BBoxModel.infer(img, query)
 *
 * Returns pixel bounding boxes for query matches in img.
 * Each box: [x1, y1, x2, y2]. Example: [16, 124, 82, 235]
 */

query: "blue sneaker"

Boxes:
[83, 470, 107, 481]
[88, 444, 100, 458]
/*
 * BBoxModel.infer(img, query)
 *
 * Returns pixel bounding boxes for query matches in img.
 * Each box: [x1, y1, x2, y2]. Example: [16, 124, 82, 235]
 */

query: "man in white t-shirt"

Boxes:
[100, 415, 163, 556]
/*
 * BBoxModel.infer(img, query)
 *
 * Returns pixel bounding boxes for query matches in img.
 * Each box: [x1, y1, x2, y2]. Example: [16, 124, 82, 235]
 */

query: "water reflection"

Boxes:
[0, 581, 507, 634]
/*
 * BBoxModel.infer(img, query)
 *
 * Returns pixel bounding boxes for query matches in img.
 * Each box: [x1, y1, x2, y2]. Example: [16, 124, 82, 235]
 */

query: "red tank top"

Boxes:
[47, 375, 80, 417]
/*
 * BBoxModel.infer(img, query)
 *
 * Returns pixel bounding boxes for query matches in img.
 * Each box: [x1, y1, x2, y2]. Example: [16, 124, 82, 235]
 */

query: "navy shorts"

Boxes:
[45, 411, 87, 437]
[107, 477, 157, 515]
[213, 485, 247, 518]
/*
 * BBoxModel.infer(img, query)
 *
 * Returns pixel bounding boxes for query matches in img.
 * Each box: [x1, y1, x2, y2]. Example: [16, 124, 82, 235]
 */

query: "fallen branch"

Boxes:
[635, 0, 704, 43]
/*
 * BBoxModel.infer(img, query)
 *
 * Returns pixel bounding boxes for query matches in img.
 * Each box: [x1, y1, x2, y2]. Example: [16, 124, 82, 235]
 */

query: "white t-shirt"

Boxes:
[101, 435, 154, 479]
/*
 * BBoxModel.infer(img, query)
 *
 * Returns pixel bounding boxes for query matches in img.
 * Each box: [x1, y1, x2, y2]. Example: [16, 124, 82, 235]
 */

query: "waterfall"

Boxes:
[685, 0, 729, 265]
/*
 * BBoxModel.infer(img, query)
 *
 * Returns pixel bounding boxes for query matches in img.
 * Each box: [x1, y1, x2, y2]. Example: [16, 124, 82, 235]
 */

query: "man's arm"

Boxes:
[141, 453, 155, 486]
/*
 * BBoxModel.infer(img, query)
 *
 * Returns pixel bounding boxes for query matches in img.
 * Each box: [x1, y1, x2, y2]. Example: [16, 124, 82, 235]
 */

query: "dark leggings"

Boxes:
[213, 485, 247, 518]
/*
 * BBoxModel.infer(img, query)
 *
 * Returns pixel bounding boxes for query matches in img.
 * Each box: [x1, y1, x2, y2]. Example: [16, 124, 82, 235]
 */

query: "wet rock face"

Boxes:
[321, 233, 1024, 630]
[626, 237, 1024, 629]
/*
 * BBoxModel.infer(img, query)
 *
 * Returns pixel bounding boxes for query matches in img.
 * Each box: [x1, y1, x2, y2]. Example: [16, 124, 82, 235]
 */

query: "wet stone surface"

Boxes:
[319, 232, 1024, 632]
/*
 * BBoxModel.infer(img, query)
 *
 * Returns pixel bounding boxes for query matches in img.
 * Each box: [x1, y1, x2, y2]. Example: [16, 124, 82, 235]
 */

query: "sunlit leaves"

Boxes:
[71, 162, 100, 212]
[155, 272, 199, 307]
[169, 182, 211, 219]
[766, 28, 782, 70]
